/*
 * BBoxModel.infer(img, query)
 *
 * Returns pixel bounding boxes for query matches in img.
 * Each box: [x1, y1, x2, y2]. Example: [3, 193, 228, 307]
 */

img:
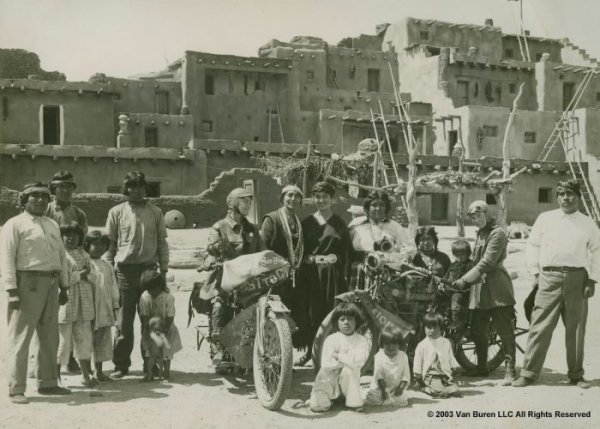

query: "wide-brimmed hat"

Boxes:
[467, 200, 488, 216]
[49, 171, 77, 190]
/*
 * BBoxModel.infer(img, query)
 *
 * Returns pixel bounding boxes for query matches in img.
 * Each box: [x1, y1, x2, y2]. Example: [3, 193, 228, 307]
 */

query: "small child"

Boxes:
[413, 312, 462, 398]
[58, 221, 96, 387]
[365, 327, 410, 407]
[84, 231, 120, 381]
[444, 239, 473, 331]
[138, 269, 182, 381]
[310, 302, 370, 412]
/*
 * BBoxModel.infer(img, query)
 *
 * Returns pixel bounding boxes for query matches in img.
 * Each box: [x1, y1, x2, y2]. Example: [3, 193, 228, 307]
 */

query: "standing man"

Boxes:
[105, 171, 169, 378]
[453, 200, 516, 385]
[0, 183, 72, 404]
[513, 180, 600, 388]
[47, 170, 88, 234]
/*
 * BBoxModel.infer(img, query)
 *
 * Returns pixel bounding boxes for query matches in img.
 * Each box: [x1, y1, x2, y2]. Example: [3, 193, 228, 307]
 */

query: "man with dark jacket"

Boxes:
[453, 200, 516, 385]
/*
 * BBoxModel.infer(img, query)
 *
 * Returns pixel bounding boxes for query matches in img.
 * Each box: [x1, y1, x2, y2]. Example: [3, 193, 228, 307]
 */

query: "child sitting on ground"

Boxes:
[365, 326, 410, 407]
[84, 231, 120, 381]
[310, 302, 370, 412]
[413, 312, 462, 398]
[138, 269, 182, 381]
[58, 221, 96, 387]
[444, 239, 473, 331]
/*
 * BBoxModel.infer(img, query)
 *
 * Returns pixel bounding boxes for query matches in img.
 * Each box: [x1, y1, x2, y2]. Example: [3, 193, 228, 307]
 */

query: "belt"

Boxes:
[304, 254, 338, 265]
[17, 270, 60, 277]
[542, 266, 585, 273]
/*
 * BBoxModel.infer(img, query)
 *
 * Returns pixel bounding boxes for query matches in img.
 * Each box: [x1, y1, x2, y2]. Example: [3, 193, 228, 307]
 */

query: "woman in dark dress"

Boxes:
[260, 185, 304, 332]
[294, 182, 351, 366]
[412, 226, 451, 277]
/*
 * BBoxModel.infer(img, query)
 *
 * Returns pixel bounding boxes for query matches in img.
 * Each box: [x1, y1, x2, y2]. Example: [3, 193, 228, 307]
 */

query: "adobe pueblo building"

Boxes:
[1, 17, 597, 227]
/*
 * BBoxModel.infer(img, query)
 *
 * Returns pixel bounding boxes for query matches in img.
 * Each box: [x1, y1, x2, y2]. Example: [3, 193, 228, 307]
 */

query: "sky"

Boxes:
[1, 0, 599, 82]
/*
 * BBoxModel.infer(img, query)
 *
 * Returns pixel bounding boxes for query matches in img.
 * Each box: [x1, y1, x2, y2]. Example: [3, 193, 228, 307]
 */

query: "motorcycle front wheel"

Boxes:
[253, 312, 293, 411]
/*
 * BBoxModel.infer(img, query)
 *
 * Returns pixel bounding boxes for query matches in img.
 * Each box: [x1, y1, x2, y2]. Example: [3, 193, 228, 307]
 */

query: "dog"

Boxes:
[143, 317, 171, 381]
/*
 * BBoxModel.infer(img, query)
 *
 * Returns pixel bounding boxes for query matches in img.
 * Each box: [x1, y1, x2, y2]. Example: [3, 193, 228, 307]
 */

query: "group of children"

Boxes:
[56, 222, 181, 386]
[309, 303, 461, 412]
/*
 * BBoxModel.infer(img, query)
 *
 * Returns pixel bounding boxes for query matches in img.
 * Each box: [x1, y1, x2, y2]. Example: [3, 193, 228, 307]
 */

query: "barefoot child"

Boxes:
[58, 221, 96, 387]
[310, 302, 369, 412]
[413, 312, 461, 398]
[138, 269, 182, 381]
[365, 327, 410, 407]
[84, 231, 120, 381]
[444, 240, 473, 331]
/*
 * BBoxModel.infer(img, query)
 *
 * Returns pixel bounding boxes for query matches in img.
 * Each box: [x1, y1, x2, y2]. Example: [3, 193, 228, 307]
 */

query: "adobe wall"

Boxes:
[110, 78, 182, 116]
[459, 106, 562, 160]
[0, 146, 208, 195]
[501, 36, 562, 63]
[0, 88, 115, 146]
[120, 113, 193, 149]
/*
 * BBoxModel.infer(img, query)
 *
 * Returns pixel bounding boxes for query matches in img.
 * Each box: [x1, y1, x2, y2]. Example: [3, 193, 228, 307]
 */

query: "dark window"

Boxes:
[155, 91, 169, 114]
[367, 69, 380, 92]
[254, 78, 265, 91]
[596, 92, 600, 102]
[535, 53, 542, 61]
[486, 194, 497, 205]
[306, 70, 314, 79]
[447, 130, 458, 156]
[420, 31, 429, 41]
[457, 80, 469, 105]
[343, 105, 352, 111]
[524, 131, 536, 143]
[106, 186, 121, 194]
[349, 64, 356, 79]
[563, 82, 575, 110]
[146, 181, 161, 198]
[509, 83, 516, 94]
[504, 48, 514, 59]
[205, 74, 215, 95]
[483, 125, 498, 137]
[42, 105, 60, 145]
[144, 127, 158, 147]
[430, 194, 448, 222]
[538, 188, 552, 203]
[202, 120, 213, 132]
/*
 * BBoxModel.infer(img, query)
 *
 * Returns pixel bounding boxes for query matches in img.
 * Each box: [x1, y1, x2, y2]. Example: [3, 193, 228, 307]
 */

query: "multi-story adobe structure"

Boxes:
[1, 16, 589, 226]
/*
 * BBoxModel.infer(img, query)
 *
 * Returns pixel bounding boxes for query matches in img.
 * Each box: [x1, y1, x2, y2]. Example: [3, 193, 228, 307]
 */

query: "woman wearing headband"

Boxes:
[294, 181, 351, 366]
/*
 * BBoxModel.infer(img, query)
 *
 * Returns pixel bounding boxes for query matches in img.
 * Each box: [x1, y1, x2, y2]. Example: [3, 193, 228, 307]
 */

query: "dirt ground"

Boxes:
[0, 226, 599, 429]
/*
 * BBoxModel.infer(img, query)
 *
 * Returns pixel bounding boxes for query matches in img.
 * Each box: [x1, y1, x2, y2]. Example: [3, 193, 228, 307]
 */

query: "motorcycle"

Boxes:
[190, 251, 295, 411]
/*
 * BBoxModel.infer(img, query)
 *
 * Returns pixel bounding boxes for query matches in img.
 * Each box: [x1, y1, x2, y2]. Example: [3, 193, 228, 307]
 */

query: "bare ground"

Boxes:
[0, 226, 599, 429]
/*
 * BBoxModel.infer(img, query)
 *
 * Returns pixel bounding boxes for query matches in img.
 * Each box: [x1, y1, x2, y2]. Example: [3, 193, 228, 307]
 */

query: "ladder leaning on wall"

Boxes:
[536, 69, 600, 223]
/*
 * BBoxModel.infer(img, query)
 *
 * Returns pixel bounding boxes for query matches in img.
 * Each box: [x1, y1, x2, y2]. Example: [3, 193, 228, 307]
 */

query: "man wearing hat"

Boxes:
[47, 170, 88, 235]
[205, 187, 264, 371]
[105, 171, 169, 378]
[0, 183, 71, 404]
[453, 200, 516, 384]
[513, 180, 600, 388]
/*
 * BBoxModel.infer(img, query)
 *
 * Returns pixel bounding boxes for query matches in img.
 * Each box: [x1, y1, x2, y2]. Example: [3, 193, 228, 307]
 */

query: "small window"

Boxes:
[420, 31, 429, 41]
[504, 49, 514, 59]
[254, 78, 265, 91]
[155, 91, 169, 114]
[367, 68, 380, 92]
[485, 194, 497, 205]
[42, 105, 61, 145]
[343, 105, 352, 111]
[596, 92, 600, 102]
[202, 120, 213, 132]
[509, 83, 516, 94]
[535, 53, 542, 62]
[144, 127, 158, 147]
[538, 188, 552, 203]
[146, 181, 161, 198]
[205, 74, 214, 95]
[483, 125, 498, 137]
[306, 70, 314, 79]
[349, 64, 356, 79]
[524, 131, 536, 143]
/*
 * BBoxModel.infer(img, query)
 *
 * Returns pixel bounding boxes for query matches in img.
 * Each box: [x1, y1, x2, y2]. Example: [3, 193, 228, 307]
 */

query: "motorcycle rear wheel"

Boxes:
[253, 313, 293, 411]
[453, 325, 505, 372]
[311, 311, 379, 375]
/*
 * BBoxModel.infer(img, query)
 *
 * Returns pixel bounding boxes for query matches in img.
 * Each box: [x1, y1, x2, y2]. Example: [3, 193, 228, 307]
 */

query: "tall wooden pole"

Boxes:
[407, 137, 421, 239]
[498, 83, 525, 230]
[302, 140, 312, 195]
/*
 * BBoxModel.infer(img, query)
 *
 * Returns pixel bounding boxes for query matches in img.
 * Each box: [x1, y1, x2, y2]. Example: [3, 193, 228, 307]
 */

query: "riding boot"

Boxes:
[501, 356, 516, 386]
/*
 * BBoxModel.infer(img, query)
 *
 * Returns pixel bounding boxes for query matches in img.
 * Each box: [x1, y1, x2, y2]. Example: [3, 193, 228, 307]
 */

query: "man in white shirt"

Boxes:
[513, 180, 600, 389]
[0, 183, 72, 404]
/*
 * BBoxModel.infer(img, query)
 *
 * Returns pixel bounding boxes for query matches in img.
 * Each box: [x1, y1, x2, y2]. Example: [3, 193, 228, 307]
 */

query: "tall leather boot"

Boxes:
[501, 356, 516, 386]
